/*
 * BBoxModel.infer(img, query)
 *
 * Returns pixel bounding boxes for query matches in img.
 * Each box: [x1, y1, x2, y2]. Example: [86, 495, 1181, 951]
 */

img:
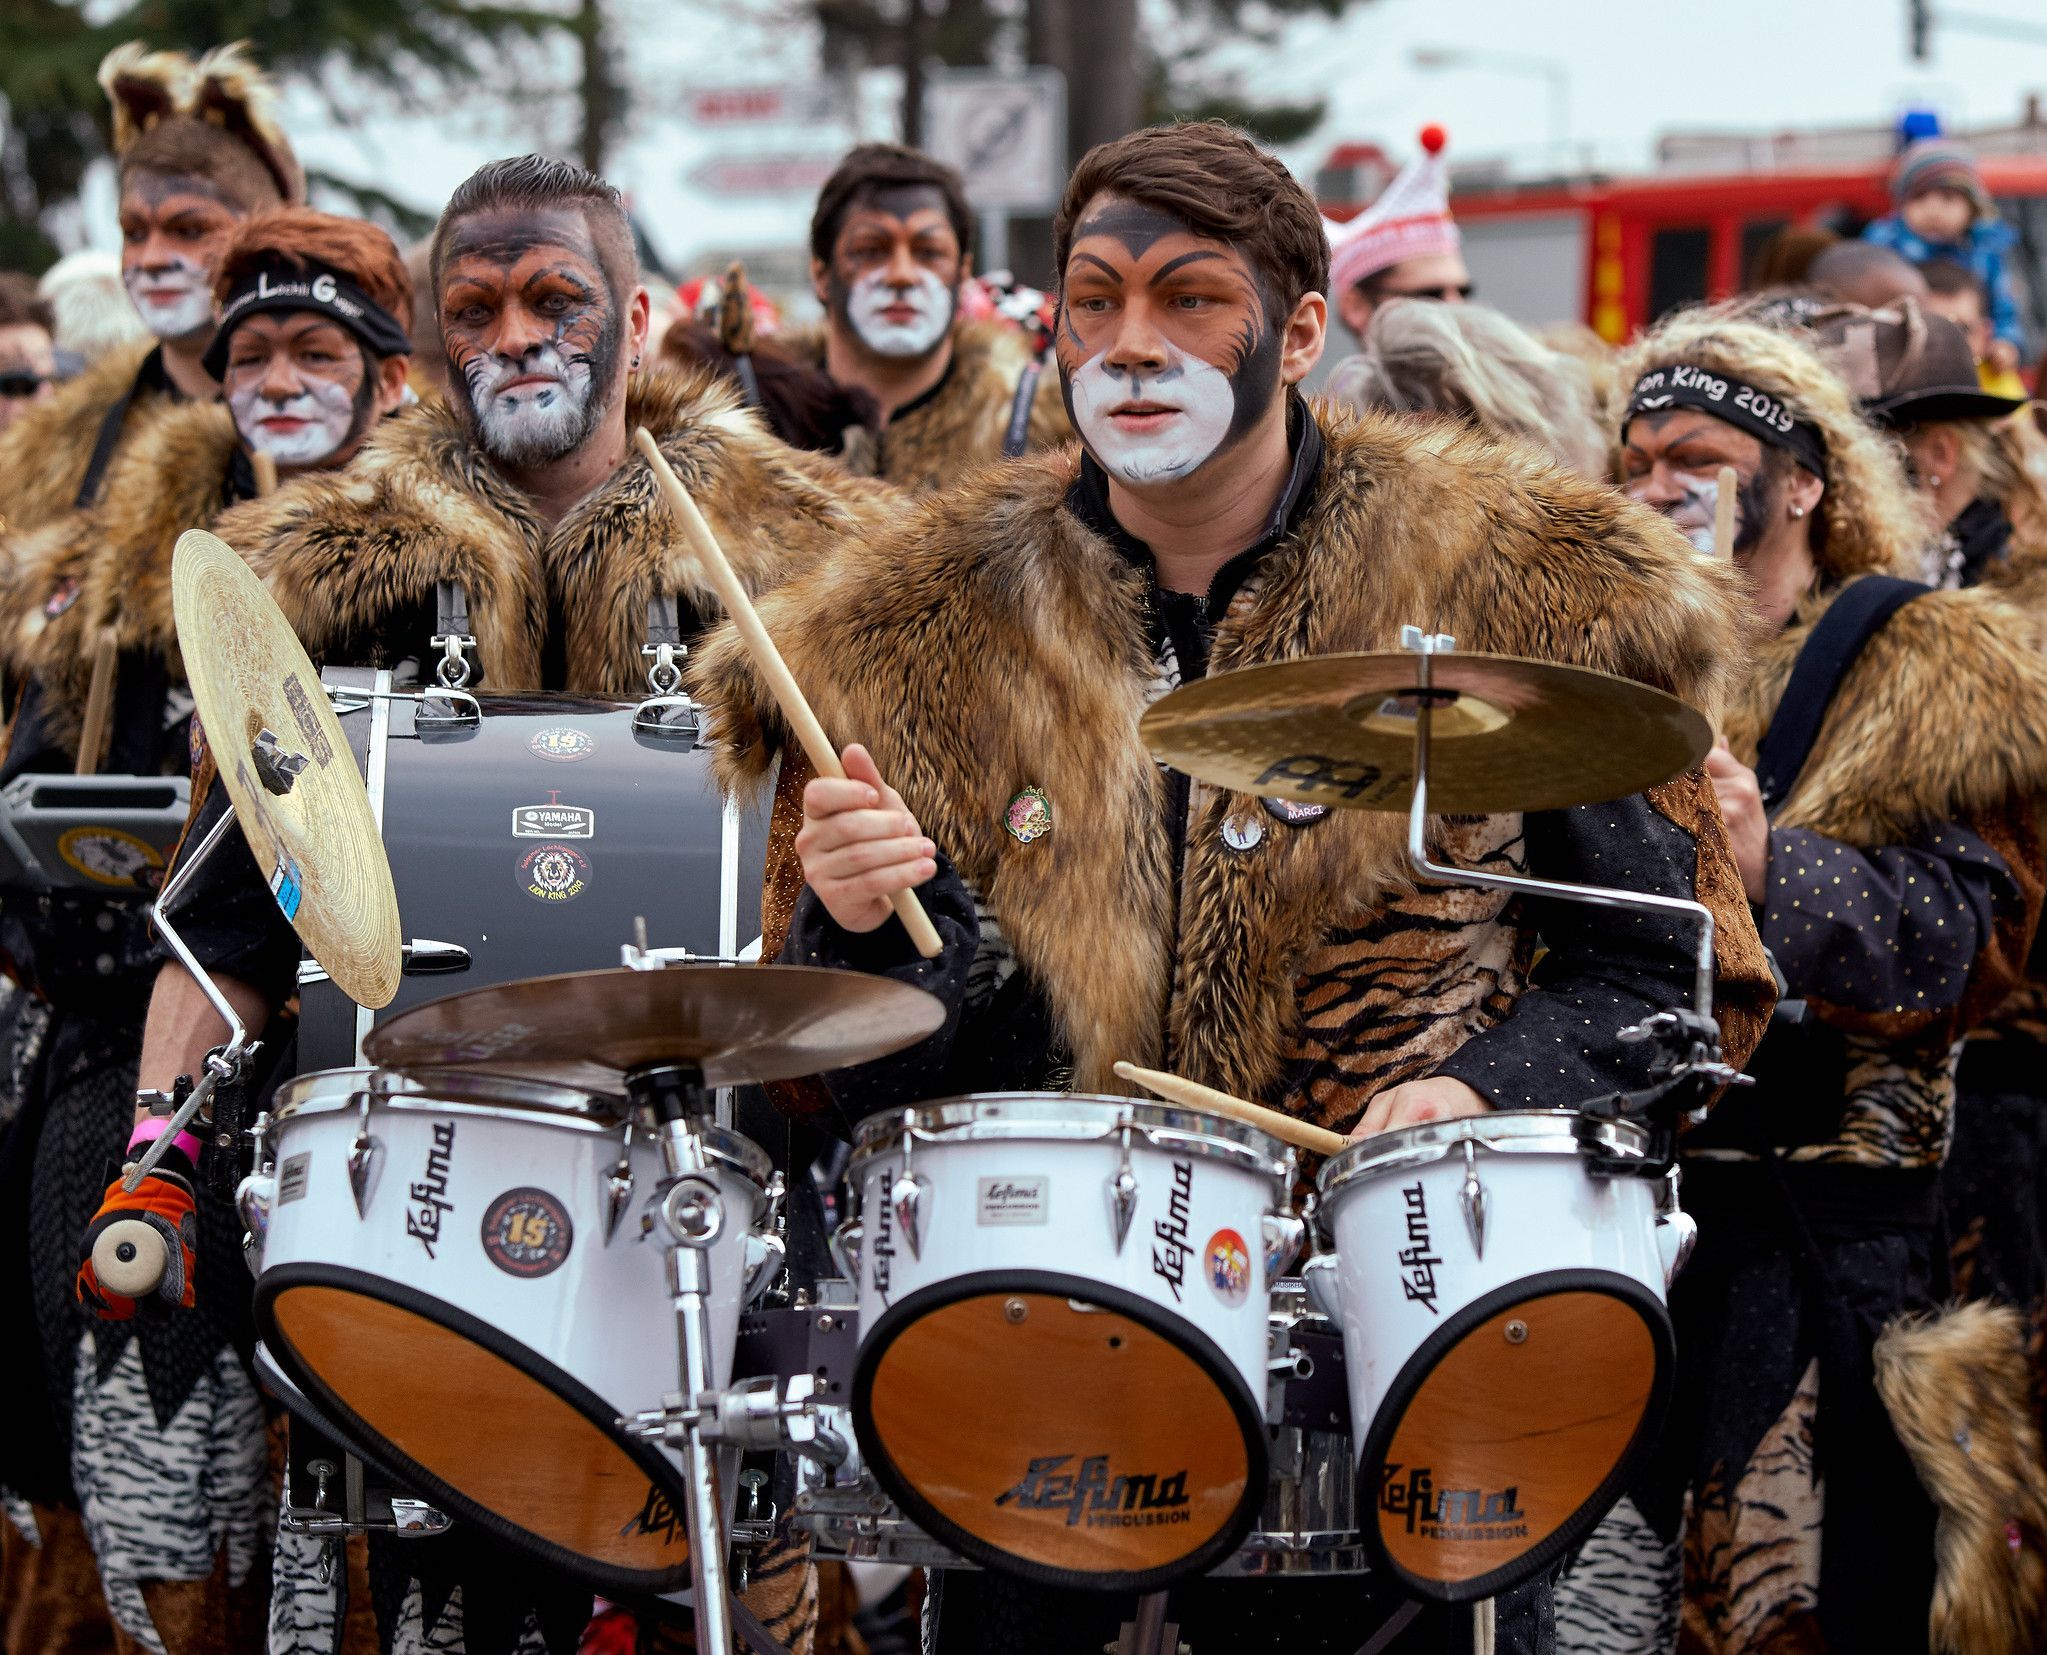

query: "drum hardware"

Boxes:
[729, 1468, 775, 1591]
[889, 1115, 927, 1260]
[1112, 1592, 1179, 1655]
[296, 938, 473, 988]
[637, 606, 702, 737]
[1458, 1141, 1487, 1258]
[604, 1121, 637, 1241]
[345, 1088, 380, 1214]
[620, 921, 746, 972]
[1109, 1121, 1138, 1249]
[321, 682, 483, 731]
[432, 577, 478, 690]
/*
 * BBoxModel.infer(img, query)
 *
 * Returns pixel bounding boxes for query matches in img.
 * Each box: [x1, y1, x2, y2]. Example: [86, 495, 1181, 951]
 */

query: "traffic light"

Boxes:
[1911, 0, 1932, 61]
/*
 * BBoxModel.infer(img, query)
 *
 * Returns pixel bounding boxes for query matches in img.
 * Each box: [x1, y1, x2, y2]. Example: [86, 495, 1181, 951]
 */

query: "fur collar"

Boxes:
[210, 365, 898, 695]
[0, 340, 159, 538]
[693, 404, 1747, 1095]
[1721, 576, 2047, 846]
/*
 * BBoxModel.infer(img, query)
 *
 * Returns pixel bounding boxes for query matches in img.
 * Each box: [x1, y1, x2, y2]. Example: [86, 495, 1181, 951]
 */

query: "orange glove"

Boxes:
[77, 1152, 199, 1320]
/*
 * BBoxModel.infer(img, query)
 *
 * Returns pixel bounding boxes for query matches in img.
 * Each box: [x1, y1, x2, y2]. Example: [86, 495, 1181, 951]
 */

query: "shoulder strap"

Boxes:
[1755, 575, 1931, 812]
[1002, 360, 1044, 458]
[73, 377, 144, 511]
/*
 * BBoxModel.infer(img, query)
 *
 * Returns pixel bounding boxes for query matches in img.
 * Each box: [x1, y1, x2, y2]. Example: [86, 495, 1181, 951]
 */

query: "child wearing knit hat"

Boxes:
[1862, 136, 2024, 370]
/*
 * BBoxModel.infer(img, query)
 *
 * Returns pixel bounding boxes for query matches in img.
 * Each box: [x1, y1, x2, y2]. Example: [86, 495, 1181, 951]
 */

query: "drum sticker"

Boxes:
[56, 826, 164, 889]
[995, 1454, 1192, 1531]
[277, 1153, 311, 1206]
[1260, 795, 1329, 828]
[1150, 1160, 1195, 1302]
[1397, 1181, 1443, 1315]
[518, 842, 590, 904]
[529, 726, 596, 764]
[480, 1188, 574, 1278]
[268, 852, 305, 921]
[1380, 1465, 1529, 1544]
[976, 1176, 1047, 1226]
[619, 1483, 686, 1549]
[512, 791, 595, 839]
[1004, 786, 1052, 843]
[405, 1122, 456, 1257]
[1205, 1228, 1251, 1307]
[281, 673, 335, 768]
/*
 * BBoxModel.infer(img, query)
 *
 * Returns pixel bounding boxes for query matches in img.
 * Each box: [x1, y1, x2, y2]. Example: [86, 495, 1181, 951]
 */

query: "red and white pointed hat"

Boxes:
[1327, 124, 1460, 293]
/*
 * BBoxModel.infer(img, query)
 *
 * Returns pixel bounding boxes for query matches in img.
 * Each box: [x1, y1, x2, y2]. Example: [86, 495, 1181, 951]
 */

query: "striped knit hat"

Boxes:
[1327, 125, 1461, 294]
[1891, 137, 1988, 216]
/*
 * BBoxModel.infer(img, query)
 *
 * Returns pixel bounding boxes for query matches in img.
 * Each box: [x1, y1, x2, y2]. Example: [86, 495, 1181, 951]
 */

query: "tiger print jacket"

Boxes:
[695, 401, 1776, 1131]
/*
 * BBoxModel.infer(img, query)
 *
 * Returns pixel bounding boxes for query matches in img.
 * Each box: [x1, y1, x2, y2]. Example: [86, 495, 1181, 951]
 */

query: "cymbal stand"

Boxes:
[124, 804, 259, 1189]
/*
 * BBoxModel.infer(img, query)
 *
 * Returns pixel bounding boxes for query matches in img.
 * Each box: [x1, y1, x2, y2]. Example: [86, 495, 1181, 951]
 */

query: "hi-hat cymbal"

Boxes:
[1140, 651, 1713, 815]
[361, 964, 947, 1088]
[172, 529, 402, 1008]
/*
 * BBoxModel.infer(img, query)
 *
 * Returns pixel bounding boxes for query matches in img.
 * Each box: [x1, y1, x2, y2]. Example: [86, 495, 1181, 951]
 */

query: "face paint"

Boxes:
[230, 374, 359, 465]
[1067, 342, 1236, 484]
[1625, 460, 1779, 562]
[124, 253, 213, 341]
[845, 267, 954, 358]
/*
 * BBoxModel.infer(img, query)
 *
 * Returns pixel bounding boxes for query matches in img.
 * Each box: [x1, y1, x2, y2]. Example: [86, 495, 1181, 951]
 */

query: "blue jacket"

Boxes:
[1863, 213, 2025, 350]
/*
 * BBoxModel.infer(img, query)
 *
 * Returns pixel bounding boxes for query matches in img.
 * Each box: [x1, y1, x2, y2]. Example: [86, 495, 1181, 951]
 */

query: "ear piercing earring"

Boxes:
[1788, 504, 1807, 519]
[1927, 474, 1943, 489]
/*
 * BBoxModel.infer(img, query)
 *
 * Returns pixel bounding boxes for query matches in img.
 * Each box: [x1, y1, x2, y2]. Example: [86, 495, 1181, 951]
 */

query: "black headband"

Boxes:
[1624, 363, 1829, 478]
[203, 259, 411, 379]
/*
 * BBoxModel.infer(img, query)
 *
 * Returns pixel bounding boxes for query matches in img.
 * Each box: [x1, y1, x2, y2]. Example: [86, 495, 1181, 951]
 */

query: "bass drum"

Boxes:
[300, 674, 767, 1069]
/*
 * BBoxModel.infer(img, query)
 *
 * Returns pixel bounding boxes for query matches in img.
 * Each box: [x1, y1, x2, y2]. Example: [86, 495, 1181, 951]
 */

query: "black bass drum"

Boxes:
[299, 672, 766, 1071]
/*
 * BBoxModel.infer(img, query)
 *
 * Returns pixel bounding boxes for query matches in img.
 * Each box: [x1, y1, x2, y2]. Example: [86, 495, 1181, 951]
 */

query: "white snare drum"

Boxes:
[247, 1067, 772, 1595]
[840, 1095, 1300, 1591]
[1309, 1110, 1677, 1602]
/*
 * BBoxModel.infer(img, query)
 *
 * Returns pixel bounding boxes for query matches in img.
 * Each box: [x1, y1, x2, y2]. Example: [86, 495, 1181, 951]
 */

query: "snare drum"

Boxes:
[247, 1067, 773, 1594]
[1310, 1111, 1676, 1601]
[841, 1096, 1299, 1592]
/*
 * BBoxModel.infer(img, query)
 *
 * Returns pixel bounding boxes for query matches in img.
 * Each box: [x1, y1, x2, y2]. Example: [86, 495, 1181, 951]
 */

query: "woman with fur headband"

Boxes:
[0, 206, 410, 1655]
[691, 121, 1776, 1654]
[0, 42, 301, 540]
[1558, 311, 2047, 1655]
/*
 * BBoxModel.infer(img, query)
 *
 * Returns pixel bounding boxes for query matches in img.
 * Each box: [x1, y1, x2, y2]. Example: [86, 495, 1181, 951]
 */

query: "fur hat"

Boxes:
[98, 41, 303, 211]
[1327, 125, 1461, 294]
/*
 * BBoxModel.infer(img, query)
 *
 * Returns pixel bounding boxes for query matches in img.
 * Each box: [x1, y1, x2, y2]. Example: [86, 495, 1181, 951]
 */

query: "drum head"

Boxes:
[256, 1267, 693, 1595]
[1359, 1269, 1673, 1601]
[851, 1270, 1268, 1593]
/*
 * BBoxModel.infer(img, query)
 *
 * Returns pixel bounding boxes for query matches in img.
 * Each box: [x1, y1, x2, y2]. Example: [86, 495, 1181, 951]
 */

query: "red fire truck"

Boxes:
[1317, 108, 2047, 344]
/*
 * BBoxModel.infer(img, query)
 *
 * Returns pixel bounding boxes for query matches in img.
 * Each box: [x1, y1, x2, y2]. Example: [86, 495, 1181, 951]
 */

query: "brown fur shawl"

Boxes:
[0, 397, 238, 765]
[692, 404, 1770, 1101]
[209, 365, 899, 696]
[782, 319, 1070, 493]
[0, 340, 158, 539]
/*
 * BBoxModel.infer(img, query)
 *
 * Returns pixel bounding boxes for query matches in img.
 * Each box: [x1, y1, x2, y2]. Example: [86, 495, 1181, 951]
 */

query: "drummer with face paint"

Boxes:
[695, 120, 1775, 1655]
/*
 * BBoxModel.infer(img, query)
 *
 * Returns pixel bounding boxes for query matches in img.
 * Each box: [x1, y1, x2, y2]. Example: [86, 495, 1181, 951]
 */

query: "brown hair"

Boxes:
[430, 155, 638, 299]
[0, 271, 53, 333]
[214, 208, 414, 332]
[810, 145, 974, 267]
[661, 322, 879, 453]
[1053, 122, 1330, 308]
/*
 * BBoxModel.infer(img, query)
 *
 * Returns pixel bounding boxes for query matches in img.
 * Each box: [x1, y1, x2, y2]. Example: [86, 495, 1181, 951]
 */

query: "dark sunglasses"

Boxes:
[0, 372, 48, 398]
[1379, 284, 1475, 303]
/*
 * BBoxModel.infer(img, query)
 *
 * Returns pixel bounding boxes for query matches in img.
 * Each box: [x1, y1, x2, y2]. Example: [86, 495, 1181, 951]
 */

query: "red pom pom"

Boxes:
[1419, 123, 1448, 156]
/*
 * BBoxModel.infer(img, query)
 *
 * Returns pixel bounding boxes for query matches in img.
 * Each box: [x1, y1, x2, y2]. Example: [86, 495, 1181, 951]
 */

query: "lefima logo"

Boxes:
[995, 1453, 1193, 1529]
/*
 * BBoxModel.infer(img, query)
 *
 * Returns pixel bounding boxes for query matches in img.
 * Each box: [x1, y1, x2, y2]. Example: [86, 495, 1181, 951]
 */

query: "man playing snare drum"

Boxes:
[694, 120, 1775, 1654]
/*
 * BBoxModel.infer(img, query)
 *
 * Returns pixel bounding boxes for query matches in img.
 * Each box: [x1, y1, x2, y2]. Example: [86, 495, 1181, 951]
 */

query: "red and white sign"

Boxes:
[687, 154, 842, 196]
[685, 84, 848, 127]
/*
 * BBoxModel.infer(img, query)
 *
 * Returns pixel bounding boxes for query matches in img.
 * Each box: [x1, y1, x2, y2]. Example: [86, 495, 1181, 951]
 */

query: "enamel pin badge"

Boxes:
[1005, 786, 1052, 843]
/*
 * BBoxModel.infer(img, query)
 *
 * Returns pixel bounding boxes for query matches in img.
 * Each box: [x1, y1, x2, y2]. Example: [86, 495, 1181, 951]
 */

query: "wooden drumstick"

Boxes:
[250, 450, 279, 497]
[1712, 464, 1737, 562]
[634, 428, 942, 959]
[1114, 1060, 1350, 1157]
[73, 626, 119, 776]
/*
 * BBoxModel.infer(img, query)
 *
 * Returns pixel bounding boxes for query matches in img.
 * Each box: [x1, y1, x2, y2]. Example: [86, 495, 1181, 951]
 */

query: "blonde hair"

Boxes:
[1613, 307, 1924, 581]
[1325, 300, 1608, 478]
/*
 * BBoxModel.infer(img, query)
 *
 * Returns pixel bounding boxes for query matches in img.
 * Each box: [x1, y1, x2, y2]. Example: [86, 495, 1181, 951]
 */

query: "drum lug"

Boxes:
[235, 1169, 274, 1275]
[602, 1125, 635, 1243]
[1458, 1139, 1488, 1260]
[346, 1096, 380, 1217]
[828, 1219, 863, 1286]
[1108, 1124, 1139, 1253]
[1656, 1212, 1698, 1286]
[742, 1230, 787, 1307]
[1301, 1251, 1343, 1321]
[1261, 1212, 1305, 1281]
[889, 1170, 928, 1261]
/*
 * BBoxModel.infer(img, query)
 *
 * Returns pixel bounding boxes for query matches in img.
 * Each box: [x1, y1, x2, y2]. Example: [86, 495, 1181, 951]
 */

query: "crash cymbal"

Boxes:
[172, 530, 402, 1008]
[361, 964, 948, 1088]
[1141, 651, 1712, 815]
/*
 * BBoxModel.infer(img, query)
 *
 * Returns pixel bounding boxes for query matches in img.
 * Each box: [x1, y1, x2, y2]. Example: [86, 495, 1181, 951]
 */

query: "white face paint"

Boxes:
[463, 342, 596, 467]
[123, 254, 214, 341]
[1628, 472, 1728, 560]
[845, 268, 954, 359]
[1067, 342, 1236, 486]
[230, 375, 359, 467]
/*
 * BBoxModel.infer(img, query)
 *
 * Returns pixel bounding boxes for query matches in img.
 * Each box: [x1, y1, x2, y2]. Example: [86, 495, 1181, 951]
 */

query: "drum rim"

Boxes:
[253, 1261, 697, 1595]
[1355, 1265, 1675, 1602]
[848, 1267, 1272, 1594]
[1316, 1108, 1652, 1198]
[850, 1093, 1295, 1184]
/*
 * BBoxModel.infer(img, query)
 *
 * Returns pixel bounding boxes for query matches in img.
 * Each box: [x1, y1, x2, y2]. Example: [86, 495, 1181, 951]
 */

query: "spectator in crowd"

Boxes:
[1864, 135, 2025, 371]
[1326, 124, 1469, 343]
[1919, 255, 2030, 398]
[1324, 297, 1607, 477]
[35, 249, 147, 373]
[1748, 222, 1841, 289]
[1809, 239, 1929, 309]
[0, 272, 57, 433]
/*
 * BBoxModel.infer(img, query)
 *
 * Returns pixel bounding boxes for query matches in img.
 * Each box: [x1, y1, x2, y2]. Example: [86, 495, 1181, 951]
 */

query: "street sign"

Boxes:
[922, 68, 1067, 214]
[685, 83, 849, 126]
[687, 154, 843, 196]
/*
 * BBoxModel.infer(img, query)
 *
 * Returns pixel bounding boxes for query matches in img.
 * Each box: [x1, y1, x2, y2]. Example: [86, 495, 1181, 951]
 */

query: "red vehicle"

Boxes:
[1318, 109, 2047, 343]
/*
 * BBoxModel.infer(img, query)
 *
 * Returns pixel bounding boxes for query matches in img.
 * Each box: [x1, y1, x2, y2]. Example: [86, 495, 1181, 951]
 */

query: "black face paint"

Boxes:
[1733, 464, 1780, 557]
[1071, 200, 1190, 260]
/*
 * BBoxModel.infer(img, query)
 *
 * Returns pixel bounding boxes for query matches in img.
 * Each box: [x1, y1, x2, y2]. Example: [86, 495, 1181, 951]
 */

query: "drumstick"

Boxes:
[634, 428, 942, 959]
[1113, 1060, 1350, 1157]
[1712, 465, 1737, 562]
[250, 451, 279, 497]
[73, 626, 119, 776]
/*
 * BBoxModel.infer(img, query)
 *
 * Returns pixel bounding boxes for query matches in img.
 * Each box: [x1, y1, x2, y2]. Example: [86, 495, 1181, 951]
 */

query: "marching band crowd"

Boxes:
[2, 35, 2047, 1655]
